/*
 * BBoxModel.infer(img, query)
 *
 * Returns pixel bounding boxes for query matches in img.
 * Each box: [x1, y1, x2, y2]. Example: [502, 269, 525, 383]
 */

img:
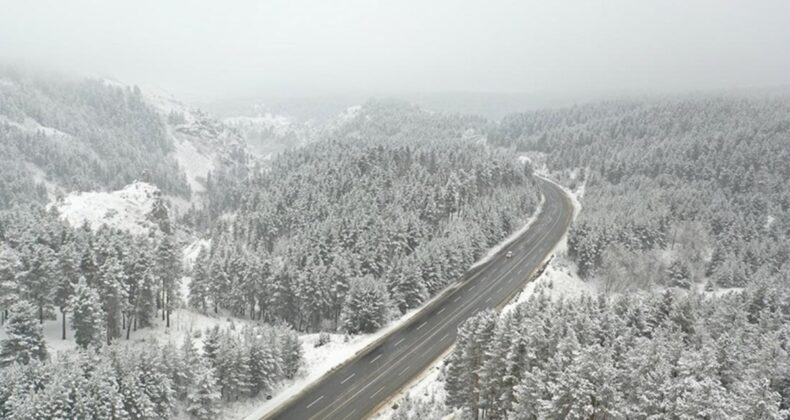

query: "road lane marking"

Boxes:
[416, 321, 427, 330]
[370, 354, 382, 364]
[398, 366, 409, 376]
[394, 337, 405, 346]
[437, 307, 446, 314]
[307, 184, 569, 420]
[370, 386, 385, 399]
[496, 287, 502, 293]
[341, 373, 355, 384]
[453, 296, 461, 303]
[485, 297, 493, 304]
[306, 395, 324, 408]
[341, 409, 357, 420]
[441, 333, 449, 341]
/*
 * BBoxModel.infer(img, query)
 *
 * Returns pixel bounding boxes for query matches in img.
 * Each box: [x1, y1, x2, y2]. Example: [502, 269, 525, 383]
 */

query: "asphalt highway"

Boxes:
[260, 177, 574, 420]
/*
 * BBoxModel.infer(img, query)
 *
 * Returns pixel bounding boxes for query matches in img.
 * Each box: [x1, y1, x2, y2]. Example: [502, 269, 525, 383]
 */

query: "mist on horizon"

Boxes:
[1, 0, 789, 103]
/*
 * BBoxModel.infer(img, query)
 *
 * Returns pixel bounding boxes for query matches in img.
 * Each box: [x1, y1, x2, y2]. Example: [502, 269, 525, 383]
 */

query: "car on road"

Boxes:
[506, 251, 513, 258]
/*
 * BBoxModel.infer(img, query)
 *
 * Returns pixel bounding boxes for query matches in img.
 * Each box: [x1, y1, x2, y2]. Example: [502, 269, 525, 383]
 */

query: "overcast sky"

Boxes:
[1, 0, 789, 101]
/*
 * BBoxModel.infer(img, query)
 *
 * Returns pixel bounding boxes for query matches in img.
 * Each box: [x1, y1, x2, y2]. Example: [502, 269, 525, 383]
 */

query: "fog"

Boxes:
[1, 0, 789, 102]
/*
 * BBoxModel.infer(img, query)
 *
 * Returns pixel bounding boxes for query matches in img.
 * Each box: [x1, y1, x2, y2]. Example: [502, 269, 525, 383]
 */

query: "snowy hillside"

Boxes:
[51, 182, 164, 236]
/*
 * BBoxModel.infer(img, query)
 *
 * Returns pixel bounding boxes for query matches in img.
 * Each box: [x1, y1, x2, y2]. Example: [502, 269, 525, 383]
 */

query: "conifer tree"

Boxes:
[340, 276, 392, 334]
[0, 300, 48, 366]
[186, 362, 222, 420]
[67, 277, 105, 349]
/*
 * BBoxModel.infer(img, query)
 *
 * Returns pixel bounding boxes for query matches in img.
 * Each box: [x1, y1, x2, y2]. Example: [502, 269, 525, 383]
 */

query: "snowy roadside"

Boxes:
[239, 180, 548, 420]
[373, 176, 592, 420]
[470, 194, 545, 270]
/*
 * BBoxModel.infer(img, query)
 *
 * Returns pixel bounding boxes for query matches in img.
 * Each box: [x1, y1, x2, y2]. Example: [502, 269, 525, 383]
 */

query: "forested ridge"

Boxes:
[444, 285, 789, 419]
[0, 92, 544, 418]
[491, 96, 790, 290]
[431, 95, 790, 419]
[194, 100, 541, 331]
[0, 72, 192, 206]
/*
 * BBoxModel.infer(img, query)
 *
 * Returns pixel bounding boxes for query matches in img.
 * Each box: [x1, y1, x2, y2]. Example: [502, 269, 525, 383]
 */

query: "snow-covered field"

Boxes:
[51, 182, 162, 236]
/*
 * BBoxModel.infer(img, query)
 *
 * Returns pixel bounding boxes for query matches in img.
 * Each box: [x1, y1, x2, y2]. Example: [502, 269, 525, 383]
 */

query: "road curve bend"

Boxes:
[258, 177, 574, 420]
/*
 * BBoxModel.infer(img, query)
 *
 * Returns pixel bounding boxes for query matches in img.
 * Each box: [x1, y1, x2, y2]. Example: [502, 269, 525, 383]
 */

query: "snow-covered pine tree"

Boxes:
[189, 246, 211, 313]
[202, 325, 221, 367]
[55, 242, 80, 340]
[340, 275, 392, 334]
[279, 328, 303, 380]
[245, 327, 280, 396]
[156, 234, 181, 328]
[16, 244, 57, 324]
[97, 254, 126, 344]
[0, 300, 48, 366]
[186, 361, 222, 420]
[67, 277, 105, 349]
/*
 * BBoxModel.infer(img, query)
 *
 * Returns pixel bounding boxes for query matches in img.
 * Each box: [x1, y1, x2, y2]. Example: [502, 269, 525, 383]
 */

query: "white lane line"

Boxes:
[394, 337, 405, 346]
[341, 373, 355, 384]
[495, 287, 503, 293]
[517, 267, 524, 275]
[306, 395, 324, 408]
[440, 333, 449, 341]
[341, 409, 358, 420]
[416, 321, 427, 330]
[437, 307, 446, 314]
[370, 354, 382, 364]
[398, 366, 409, 376]
[485, 297, 493, 304]
[370, 386, 385, 399]
[453, 296, 461, 303]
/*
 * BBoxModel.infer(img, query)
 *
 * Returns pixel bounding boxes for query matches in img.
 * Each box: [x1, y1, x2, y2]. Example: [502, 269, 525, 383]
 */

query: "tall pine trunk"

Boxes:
[166, 293, 171, 328]
[61, 308, 67, 340]
[126, 313, 134, 339]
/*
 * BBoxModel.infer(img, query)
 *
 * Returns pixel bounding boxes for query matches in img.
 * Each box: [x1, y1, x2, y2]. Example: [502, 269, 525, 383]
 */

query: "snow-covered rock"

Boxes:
[52, 182, 164, 236]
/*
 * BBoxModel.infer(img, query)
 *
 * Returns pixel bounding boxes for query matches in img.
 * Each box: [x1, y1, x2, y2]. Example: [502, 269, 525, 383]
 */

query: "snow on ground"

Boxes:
[0, 308, 234, 357]
[183, 238, 210, 270]
[237, 192, 555, 419]
[373, 176, 594, 419]
[0, 114, 73, 139]
[471, 195, 545, 269]
[51, 182, 161, 236]
[224, 114, 293, 137]
[173, 136, 215, 194]
[239, 303, 431, 419]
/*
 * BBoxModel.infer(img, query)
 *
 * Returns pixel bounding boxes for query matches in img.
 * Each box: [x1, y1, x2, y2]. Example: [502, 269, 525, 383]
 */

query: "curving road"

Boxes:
[259, 177, 574, 420]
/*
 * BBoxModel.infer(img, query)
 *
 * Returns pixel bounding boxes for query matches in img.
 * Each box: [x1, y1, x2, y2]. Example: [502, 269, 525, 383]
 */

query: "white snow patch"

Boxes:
[52, 182, 160, 236]
[0, 308, 235, 357]
[183, 239, 210, 270]
[240, 306, 429, 419]
[339, 105, 361, 123]
[224, 114, 293, 137]
[0, 115, 72, 139]
[173, 137, 214, 193]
